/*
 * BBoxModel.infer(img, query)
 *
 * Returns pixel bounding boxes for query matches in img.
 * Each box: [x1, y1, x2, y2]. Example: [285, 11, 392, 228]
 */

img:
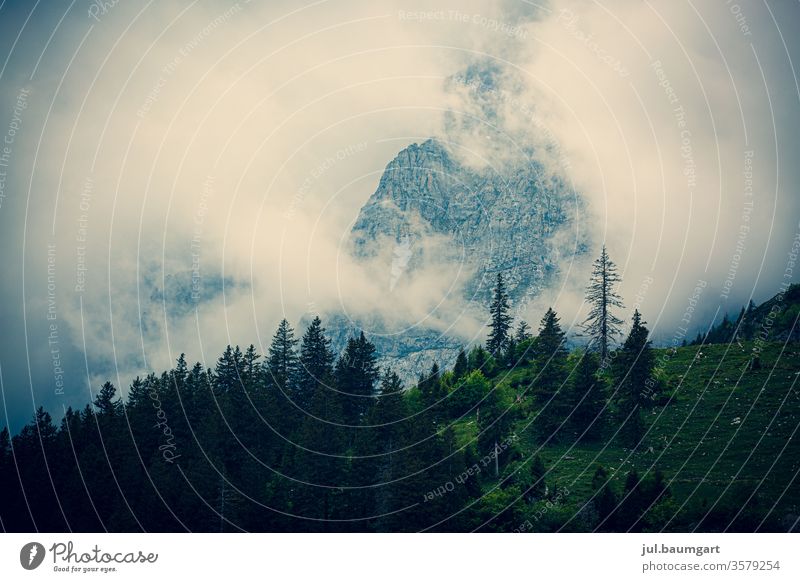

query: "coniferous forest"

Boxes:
[2, 249, 798, 533]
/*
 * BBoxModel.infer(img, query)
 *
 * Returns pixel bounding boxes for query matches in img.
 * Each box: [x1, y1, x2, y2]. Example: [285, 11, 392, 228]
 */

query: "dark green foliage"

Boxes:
[1, 291, 796, 533]
[452, 348, 469, 381]
[419, 362, 442, 407]
[591, 465, 618, 531]
[477, 383, 515, 474]
[468, 345, 493, 376]
[568, 350, 605, 441]
[335, 332, 379, 424]
[515, 320, 531, 342]
[267, 319, 299, 390]
[487, 273, 513, 355]
[297, 316, 335, 409]
[527, 455, 547, 500]
[532, 308, 570, 441]
[94, 381, 121, 416]
[448, 370, 490, 418]
[264, 319, 300, 441]
[613, 310, 656, 445]
[697, 285, 800, 345]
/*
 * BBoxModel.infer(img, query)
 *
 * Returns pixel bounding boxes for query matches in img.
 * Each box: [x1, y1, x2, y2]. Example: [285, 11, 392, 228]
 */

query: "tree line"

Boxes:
[1, 246, 743, 532]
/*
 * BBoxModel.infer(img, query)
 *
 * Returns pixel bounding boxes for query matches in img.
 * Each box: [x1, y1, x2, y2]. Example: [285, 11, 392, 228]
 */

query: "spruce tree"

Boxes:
[264, 319, 301, 439]
[357, 368, 406, 528]
[215, 345, 244, 393]
[94, 381, 120, 417]
[515, 320, 531, 342]
[293, 317, 344, 528]
[297, 316, 335, 410]
[372, 368, 406, 437]
[503, 336, 518, 369]
[469, 345, 490, 375]
[569, 350, 605, 442]
[267, 319, 299, 390]
[614, 310, 655, 445]
[487, 273, 513, 355]
[533, 308, 569, 440]
[335, 332, 379, 424]
[591, 465, 618, 531]
[419, 362, 441, 405]
[452, 348, 469, 381]
[583, 245, 624, 364]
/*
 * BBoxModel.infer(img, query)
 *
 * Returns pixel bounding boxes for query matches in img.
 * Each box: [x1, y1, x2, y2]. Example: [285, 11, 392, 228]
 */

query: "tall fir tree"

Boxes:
[533, 308, 570, 441]
[267, 319, 299, 392]
[297, 316, 335, 410]
[583, 245, 624, 364]
[614, 310, 656, 445]
[569, 350, 605, 442]
[515, 320, 531, 342]
[94, 381, 120, 417]
[264, 319, 300, 440]
[335, 331, 379, 424]
[591, 465, 618, 531]
[487, 272, 513, 355]
[419, 362, 441, 406]
[452, 348, 469, 381]
[215, 345, 244, 393]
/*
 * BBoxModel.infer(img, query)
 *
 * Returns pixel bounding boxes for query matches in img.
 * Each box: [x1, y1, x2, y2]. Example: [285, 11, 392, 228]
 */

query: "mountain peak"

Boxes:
[338, 138, 588, 380]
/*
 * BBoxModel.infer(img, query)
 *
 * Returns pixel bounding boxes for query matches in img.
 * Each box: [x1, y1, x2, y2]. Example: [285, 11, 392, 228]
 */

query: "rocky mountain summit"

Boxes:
[327, 137, 586, 381]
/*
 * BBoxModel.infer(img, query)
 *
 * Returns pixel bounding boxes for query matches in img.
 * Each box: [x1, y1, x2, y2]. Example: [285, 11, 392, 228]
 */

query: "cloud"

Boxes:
[0, 0, 798, 430]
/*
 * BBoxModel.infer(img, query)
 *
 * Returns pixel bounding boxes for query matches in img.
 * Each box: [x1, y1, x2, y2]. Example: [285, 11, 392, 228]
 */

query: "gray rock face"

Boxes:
[326, 138, 586, 383]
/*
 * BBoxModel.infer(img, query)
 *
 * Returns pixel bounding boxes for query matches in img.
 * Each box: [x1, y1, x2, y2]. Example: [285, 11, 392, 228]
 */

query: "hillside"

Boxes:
[441, 340, 800, 531]
[2, 302, 797, 533]
[696, 283, 800, 345]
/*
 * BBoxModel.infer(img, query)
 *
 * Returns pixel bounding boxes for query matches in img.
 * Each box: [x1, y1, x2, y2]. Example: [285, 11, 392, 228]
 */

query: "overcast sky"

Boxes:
[1, 0, 798, 432]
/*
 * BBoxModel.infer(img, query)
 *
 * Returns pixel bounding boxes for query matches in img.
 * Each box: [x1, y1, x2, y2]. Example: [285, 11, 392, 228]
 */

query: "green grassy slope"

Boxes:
[448, 341, 800, 531]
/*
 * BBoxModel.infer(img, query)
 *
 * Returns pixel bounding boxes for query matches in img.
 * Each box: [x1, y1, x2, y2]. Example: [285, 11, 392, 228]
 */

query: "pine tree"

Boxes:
[591, 465, 618, 531]
[241, 345, 261, 393]
[487, 273, 513, 355]
[267, 319, 299, 392]
[372, 368, 406, 436]
[94, 381, 120, 417]
[614, 310, 655, 445]
[452, 348, 469, 381]
[533, 308, 569, 440]
[515, 320, 531, 342]
[583, 245, 624, 364]
[215, 345, 244, 393]
[263, 320, 301, 446]
[349, 367, 405, 526]
[468, 345, 491, 375]
[231, 345, 262, 445]
[503, 336, 518, 369]
[335, 332, 379, 424]
[569, 350, 605, 442]
[419, 362, 441, 405]
[297, 316, 335, 410]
